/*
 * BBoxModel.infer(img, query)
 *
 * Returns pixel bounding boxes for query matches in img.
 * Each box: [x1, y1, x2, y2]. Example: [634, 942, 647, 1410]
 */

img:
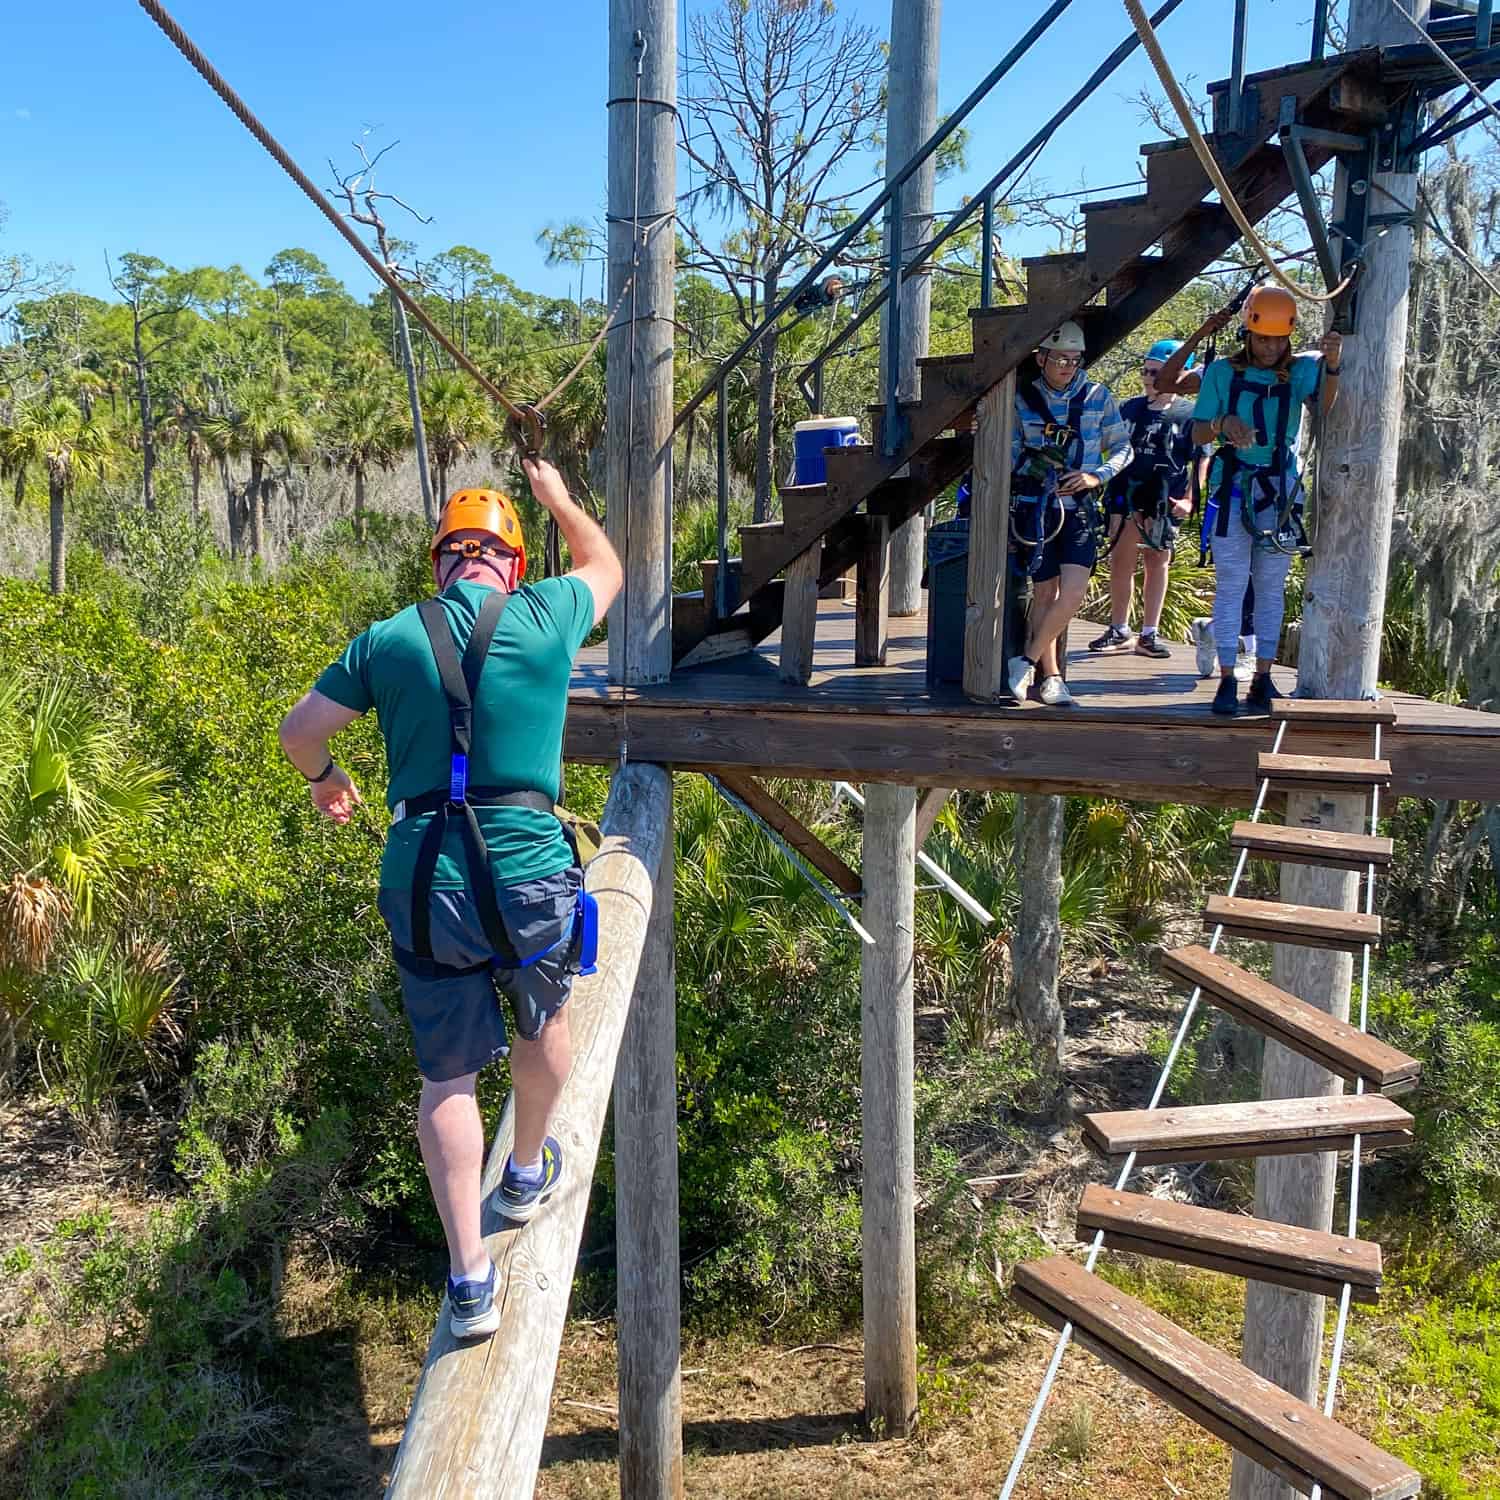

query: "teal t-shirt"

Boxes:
[314, 576, 595, 891]
[1193, 353, 1323, 489]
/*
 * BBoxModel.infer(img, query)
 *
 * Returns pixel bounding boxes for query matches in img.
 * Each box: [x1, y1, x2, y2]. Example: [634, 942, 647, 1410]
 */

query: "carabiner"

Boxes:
[510, 404, 547, 460]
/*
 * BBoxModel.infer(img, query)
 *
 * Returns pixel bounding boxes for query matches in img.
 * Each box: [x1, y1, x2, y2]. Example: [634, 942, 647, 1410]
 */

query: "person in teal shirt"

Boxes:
[1191, 286, 1342, 716]
[278, 456, 621, 1341]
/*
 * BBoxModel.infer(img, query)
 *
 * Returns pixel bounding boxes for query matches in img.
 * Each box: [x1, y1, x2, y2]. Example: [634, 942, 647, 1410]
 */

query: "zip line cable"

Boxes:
[1121, 0, 1354, 304]
[134, 0, 657, 456]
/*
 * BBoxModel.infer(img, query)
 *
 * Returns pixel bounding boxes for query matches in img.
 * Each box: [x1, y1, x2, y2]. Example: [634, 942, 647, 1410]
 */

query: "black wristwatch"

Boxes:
[307, 758, 336, 783]
[1325, 365, 1341, 376]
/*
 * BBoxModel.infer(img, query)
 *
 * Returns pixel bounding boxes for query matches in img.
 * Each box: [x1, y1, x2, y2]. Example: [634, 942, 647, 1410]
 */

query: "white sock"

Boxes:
[1240, 634, 1256, 656]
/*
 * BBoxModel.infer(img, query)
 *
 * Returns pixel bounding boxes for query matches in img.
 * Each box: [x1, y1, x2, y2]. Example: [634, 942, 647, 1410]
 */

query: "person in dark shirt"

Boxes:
[1089, 340, 1199, 659]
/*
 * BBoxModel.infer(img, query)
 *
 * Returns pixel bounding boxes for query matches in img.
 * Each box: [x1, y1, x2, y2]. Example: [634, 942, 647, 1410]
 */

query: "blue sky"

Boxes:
[0, 1, 1321, 304]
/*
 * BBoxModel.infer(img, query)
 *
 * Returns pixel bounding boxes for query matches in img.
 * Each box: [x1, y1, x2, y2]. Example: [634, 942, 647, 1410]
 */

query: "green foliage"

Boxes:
[1368, 950, 1500, 1257]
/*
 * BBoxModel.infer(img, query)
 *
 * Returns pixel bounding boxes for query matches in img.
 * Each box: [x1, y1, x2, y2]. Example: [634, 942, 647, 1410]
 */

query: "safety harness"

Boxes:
[393, 588, 598, 981]
[1208, 368, 1309, 557]
[1010, 377, 1108, 573]
[1116, 398, 1194, 553]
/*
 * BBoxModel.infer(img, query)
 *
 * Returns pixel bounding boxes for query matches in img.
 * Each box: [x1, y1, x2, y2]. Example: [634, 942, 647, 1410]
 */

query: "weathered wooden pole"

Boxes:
[1229, 6, 1425, 1497]
[883, 0, 942, 616]
[861, 781, 918, 1436]
[607, 3, 682, 1495]
[607, 0, 676, 688]
[963, 376, 1016, 701]
[1010, 793, 1065, 1070]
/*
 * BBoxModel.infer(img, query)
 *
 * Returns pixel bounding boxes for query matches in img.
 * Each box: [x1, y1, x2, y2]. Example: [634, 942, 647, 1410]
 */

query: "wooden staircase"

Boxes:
[672, 49, 1386, 669]
[1008, 700, 1424, 1498]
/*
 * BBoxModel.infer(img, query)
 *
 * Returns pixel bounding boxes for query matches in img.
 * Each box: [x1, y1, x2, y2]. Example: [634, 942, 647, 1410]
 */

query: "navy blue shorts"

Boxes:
[378, 866, 582, 1083]
[1032, 505, 1098, 582]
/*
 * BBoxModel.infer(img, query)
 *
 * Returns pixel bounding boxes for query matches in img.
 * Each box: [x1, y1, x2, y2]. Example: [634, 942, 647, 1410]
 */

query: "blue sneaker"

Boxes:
[495, 1136, 564, 1224]
[446, 1261, 501, 1339]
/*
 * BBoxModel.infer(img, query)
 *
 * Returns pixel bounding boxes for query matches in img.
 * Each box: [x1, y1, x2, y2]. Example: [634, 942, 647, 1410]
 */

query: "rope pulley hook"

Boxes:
[510, 404, 547, 461]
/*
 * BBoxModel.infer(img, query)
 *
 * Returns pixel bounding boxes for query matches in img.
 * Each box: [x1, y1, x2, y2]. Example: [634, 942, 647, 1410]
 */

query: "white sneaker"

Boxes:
[1192, 618, 1216, 679]
[1037, 674, 1074, 707]
[1234, 651, 1256, 682]
[1006, 654, 1035, 700]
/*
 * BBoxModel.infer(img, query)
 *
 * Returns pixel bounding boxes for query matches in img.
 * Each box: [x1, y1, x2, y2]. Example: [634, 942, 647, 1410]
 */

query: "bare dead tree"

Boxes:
[328, 135, 437, 526]
[681, 0, 885, 521]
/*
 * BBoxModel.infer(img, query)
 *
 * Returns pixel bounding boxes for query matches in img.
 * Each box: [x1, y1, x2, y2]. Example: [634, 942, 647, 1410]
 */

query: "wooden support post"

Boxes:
[779, 542, 823, 684]
[615, 787, 683, 1500]
[1230, 6, 1425, 1497]
[963, 375, 1016, 701]
[606, 0, 676, 688]
[607, 6, 681, 1495]
[883, 0, 941, 616]
[1010, 793, 1065, 1068]
[385, 766, 672, 1500]
[855, 515, 891, 667]
[861, 782, 918, 1437]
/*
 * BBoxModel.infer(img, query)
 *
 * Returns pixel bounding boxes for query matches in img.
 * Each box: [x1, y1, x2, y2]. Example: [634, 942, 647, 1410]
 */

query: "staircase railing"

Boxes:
[669, 0, 1191, 624]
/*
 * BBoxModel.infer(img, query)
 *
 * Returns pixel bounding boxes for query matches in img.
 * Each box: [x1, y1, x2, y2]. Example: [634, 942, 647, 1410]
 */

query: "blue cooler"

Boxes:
[793, 417, 861, 486]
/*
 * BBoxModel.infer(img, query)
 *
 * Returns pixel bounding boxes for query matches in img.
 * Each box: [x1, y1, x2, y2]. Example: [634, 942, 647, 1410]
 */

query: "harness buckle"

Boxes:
[449, 753, 469, 805]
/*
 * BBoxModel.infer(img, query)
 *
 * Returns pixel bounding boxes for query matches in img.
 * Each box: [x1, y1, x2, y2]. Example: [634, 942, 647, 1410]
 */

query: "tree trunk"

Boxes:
[248, 454, 266, 561]
[394, 298, 436, 526]
[133, 314, 156, 513]
[189, 453, 202, 521]
[353, 464, 367, 543]
[48, 479, 65, 595]
[1009, 794, 1065, 1070]
[752, 268, 780, 525]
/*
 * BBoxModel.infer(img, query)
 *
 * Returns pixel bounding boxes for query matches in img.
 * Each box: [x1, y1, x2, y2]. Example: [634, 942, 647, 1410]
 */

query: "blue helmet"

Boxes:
[1145, 337, 1195, 369]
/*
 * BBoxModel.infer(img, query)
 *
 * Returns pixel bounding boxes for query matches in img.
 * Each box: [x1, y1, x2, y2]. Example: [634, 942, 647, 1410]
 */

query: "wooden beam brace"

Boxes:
[914, 786, 954, 849]
[854, 515, 891, 668]
[713, 770, 861, 896]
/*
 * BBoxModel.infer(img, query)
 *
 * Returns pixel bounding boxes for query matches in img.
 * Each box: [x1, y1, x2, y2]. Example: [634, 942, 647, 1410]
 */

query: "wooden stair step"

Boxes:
[1012, 1258, 1421, 1500]
[1271, 697, 1398, 726]
[1205, 894, 1382, 954]
[1082, 1093, 1414, 1165]
[698, 556, 742, 614]
[1107, 254, 1164, 304]
[1230, 821, 1394, 873]
[1258, 752, 1392, 794]
[1160, 944, 1420, 1095]
[1076, 1184, 1383, 1302]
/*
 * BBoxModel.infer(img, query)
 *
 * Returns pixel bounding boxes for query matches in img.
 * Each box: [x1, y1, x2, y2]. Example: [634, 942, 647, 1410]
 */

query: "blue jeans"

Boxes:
[1211, 512, 1291, 669]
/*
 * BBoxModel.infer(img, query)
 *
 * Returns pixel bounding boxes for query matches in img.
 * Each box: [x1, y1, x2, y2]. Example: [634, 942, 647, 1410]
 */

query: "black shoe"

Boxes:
[1088, 625, 1134, 654]
[1211, 676, 1239, 716]
[1244, 673, 1282, 712]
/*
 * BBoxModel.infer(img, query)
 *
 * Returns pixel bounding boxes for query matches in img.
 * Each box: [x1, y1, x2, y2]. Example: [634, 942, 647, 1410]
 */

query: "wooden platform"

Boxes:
[567, 600, 1500, 804]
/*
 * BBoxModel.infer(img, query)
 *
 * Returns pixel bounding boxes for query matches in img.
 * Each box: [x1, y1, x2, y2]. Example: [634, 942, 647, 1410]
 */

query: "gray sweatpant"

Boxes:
[1211, 509, 1292, 669]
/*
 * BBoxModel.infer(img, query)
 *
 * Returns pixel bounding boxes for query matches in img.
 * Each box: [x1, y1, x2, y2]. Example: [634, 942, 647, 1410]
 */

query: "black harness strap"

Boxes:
[410, 589, 514, 963]
[1213, 371, 1295, 538]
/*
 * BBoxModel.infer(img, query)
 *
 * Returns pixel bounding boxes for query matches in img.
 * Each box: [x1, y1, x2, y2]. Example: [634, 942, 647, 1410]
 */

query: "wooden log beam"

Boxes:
[855, 515, 891, 667]
[779, 542, 823, 685]
[714, 771, 861, 895]
[385, 762, 672, 1500]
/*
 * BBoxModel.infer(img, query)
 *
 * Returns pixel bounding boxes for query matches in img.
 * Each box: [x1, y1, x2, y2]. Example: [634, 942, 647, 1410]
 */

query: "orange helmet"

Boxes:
[431, 487, 527, 581]
[1243, 285, 1297, 338]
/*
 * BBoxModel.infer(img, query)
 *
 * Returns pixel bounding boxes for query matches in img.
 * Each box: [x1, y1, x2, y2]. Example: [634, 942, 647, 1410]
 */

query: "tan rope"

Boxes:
[135, 0, 608, 455]
[1121, 0, 1353, 304]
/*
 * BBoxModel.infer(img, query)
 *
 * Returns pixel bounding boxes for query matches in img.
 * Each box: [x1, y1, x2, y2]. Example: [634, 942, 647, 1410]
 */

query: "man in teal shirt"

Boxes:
[279, 456, 621, 1339]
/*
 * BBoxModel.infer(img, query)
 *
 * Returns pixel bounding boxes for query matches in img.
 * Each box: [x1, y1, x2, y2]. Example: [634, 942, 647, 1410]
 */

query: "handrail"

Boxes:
[794, 0, 1190, 414]
[669, 0, 1079, 440]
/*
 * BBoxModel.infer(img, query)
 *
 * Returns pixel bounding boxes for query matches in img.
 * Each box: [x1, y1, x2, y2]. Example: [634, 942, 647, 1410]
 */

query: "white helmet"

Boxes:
[1038, 320, 1086, 354]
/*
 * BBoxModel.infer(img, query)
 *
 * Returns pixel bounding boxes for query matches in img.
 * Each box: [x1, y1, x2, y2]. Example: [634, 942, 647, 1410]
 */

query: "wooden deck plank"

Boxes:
[566, 603, 1500, 804]
[1229, 822, 1394, 872]
[1257, 753, 1393, 794]
[1077, 1185, 1382, 1302]
[1271, 698, 1398, 726]
[1205, 895, 1383, 954]
[1013, 1258, 1421, 1500]
[1082, 1094, 1414, 1164]
[1160, 944, 1420, 1092]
